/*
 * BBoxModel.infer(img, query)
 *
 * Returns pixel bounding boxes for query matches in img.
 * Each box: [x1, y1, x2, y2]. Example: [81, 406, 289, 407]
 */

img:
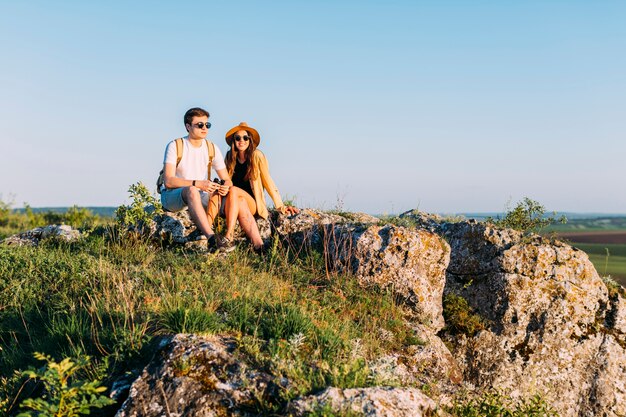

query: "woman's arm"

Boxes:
[255, 151, 298, 214]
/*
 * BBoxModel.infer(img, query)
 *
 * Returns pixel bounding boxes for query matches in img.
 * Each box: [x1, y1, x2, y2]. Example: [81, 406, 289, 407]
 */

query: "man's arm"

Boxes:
[163, 163, 218, 193]
[215, 168, 232, 186]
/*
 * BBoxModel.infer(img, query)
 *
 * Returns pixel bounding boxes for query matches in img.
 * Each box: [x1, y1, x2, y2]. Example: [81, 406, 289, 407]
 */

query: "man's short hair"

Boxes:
[184, 107, 210, 127]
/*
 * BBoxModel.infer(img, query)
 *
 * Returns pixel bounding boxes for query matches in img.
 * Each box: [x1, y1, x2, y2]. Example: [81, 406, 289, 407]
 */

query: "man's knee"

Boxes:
[182, 186, 201, 203]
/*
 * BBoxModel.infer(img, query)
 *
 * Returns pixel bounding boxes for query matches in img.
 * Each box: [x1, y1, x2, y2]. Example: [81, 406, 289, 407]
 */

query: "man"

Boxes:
[161, 107, 261, 252]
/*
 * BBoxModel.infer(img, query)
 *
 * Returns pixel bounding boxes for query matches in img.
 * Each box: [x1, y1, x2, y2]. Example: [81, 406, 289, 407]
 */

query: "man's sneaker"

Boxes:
[206, 234, 218, 251]
[217, 236, 236, 253]
[252, 241, 271, 256]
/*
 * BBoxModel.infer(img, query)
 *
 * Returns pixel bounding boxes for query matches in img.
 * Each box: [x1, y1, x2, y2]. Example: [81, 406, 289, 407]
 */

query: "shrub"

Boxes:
[487, 198, 566, 234]
[115, 182, 162, 233]
[17, 352, 114, 417]
[442, 293, 486, 337]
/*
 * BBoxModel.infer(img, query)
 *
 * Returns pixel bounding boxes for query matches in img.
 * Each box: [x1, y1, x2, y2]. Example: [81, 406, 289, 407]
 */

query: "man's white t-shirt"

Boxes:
[163, 136, 226, 181]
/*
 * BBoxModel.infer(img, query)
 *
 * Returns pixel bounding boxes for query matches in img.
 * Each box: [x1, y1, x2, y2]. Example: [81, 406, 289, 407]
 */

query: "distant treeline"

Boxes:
[14, 206, 116, 217]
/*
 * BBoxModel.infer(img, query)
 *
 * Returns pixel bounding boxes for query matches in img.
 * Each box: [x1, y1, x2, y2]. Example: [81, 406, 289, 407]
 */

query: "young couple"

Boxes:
[160, 107, 298, 253]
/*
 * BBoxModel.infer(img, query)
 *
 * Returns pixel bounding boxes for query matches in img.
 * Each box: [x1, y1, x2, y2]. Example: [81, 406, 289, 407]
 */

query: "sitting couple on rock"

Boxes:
[159, 107, 298, 253]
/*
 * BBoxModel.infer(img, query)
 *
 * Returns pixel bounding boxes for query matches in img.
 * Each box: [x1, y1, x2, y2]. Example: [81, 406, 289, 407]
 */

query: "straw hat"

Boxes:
[225, 122, 260, 147]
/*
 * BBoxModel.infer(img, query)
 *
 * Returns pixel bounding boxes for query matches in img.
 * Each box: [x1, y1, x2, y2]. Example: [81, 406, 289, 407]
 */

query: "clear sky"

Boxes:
[1, 1, 624, 214]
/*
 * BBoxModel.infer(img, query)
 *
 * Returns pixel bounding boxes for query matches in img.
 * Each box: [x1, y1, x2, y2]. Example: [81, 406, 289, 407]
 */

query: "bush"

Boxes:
[442, 293, 486, 337]
[487, 198, 566, 234]
[17, 352, 114, 417]
[115, 182, 162, 233]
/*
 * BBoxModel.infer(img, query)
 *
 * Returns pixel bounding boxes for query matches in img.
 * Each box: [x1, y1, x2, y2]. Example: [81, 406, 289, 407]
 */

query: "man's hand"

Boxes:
[195, 180, 219, 193]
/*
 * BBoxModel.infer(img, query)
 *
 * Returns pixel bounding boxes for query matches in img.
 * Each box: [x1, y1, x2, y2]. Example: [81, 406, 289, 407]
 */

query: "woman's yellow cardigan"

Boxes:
[230, 150, 284, 220]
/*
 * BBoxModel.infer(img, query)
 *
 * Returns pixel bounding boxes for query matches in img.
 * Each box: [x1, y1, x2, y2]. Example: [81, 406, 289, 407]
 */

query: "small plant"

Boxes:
[442, 293, 486, 337]
[282, 194, 298, 207]
[115, 182, 162, 232]
[602, 275, 625, 299]
[487, 198, 566, 234]
[17, 352, 114, 417]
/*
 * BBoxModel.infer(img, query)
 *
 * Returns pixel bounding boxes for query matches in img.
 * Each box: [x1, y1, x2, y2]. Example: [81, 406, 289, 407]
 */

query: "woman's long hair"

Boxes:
[226, 136, 258, 181]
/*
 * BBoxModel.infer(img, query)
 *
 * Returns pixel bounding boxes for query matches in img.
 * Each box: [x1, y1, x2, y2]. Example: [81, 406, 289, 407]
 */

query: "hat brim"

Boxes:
[225, 125, 260, 147]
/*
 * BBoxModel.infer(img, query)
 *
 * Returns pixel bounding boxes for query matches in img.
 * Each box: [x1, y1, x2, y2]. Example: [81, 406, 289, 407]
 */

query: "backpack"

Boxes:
[157, 138, 215, 194]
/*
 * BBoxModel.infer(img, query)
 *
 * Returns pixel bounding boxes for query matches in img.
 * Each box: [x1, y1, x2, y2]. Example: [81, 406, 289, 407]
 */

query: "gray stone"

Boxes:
[116, 334, 284, 417]
[1, 224, 82, 246]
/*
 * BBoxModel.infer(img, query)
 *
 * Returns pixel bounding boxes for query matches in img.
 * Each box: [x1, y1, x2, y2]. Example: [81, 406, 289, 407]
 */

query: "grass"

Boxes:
[0, 222, 420, 415]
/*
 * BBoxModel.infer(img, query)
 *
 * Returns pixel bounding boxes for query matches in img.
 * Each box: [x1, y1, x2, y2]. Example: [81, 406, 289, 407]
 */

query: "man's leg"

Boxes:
[182, 186, 215, 238]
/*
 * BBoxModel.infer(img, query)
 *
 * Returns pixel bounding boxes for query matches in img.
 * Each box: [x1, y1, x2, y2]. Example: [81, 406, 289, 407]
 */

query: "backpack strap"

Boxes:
[205, 139, 215, 178]
[175, 137, 184, 166]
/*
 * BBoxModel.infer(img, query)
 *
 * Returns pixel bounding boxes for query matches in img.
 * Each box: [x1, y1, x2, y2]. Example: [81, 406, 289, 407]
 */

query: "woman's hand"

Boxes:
[217, 184, 230, 196]
[280, 205, 299, 215]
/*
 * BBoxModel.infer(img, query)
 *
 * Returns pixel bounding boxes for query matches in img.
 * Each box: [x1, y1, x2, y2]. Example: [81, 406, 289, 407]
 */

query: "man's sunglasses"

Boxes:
[234, 135, 250, 142]
[192, 122, 211, 129]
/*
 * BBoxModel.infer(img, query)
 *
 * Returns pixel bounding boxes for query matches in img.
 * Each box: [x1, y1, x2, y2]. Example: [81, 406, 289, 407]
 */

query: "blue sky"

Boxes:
[1, 1, 624, 214]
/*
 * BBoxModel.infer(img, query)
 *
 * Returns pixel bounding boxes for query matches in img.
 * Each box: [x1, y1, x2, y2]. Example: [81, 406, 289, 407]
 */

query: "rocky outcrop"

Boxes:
[47, 207, 618, 416]
[276, 209, 625, 416]
[1, 224, 82, 246]
[404, 213, 625, 417]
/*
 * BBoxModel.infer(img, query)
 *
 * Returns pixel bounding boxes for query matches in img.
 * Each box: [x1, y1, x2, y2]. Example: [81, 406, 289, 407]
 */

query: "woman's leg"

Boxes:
[223, 187, 263, 248]
[206, 193, 221, 225]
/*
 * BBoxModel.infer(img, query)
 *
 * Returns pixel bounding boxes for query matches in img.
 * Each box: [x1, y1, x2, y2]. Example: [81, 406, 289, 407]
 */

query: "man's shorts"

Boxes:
[161, 188, 210, 212]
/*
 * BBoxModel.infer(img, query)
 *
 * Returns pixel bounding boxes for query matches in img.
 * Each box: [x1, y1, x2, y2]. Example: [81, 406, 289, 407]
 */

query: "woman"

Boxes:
[221, 122, 298, 250]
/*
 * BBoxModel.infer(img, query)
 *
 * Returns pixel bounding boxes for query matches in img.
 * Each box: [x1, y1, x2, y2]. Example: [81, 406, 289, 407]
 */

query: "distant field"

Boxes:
[557, 237, 626, 287]
[558, 231, 626, 244]
[546, 216, 626, 232]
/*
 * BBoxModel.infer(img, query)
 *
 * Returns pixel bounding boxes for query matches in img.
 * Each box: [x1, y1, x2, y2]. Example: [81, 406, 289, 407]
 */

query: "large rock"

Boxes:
[116, 334, 285, 417]
[287, 387, 439, 417]
[1, 224, 82, 246]
[275, 211, 449, 331]
[329, 224, 450, 332]
[432, 217, 625, 417]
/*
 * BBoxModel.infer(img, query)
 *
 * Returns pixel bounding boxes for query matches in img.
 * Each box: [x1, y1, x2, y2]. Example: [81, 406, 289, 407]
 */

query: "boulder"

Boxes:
[274, 210, 449, 331]
[1, 224, 82, 246]
[434, 218, 624, 417]
[116, 334, 285, 417]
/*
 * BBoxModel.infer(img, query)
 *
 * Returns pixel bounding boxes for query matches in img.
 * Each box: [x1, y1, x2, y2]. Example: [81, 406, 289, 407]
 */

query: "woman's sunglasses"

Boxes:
[193, 122, 211, 129]
[234, 135, 250, 142]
